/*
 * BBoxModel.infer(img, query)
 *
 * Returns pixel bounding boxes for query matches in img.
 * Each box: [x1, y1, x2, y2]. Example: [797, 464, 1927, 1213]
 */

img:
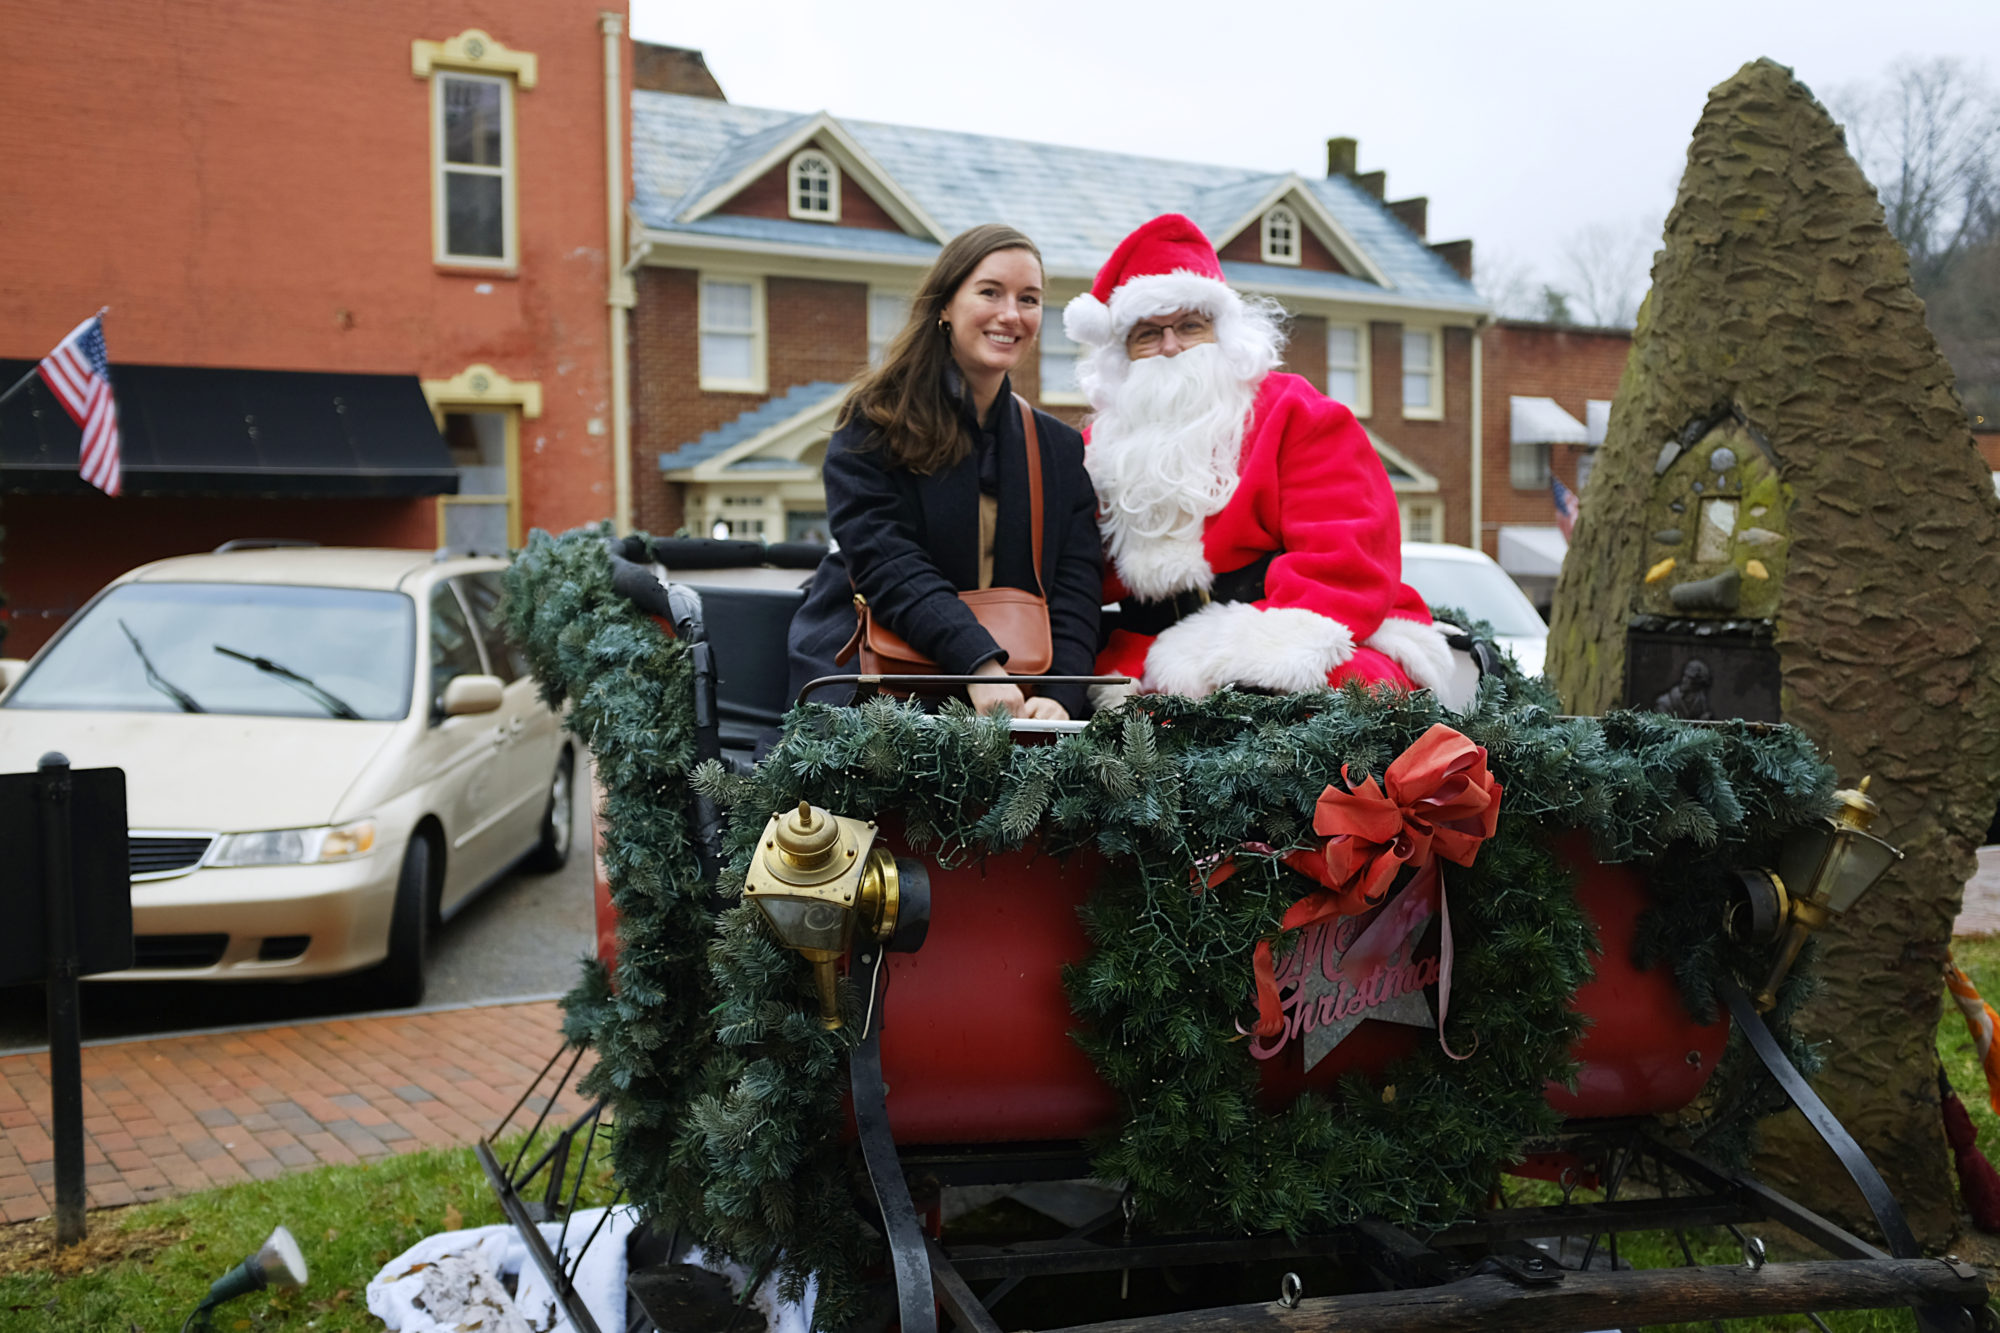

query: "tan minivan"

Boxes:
[0, 545, 571, 1006]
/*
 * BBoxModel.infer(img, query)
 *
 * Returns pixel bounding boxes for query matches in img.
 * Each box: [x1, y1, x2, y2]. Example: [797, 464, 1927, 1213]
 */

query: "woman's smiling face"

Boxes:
[943, 247, 1043, 382]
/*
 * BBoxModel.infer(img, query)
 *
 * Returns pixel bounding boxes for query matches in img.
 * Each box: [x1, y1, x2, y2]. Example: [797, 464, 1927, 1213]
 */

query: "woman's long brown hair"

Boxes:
[841, 223, 1043, 475]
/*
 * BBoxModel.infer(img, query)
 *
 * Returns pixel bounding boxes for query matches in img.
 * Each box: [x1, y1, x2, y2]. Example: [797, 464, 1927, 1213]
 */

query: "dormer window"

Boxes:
[1261, 204, 1299, 265]
[789, 149, 840, 222]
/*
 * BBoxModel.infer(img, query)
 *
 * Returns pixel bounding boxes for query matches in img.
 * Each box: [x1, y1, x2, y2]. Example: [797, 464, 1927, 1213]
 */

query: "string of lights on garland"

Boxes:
[506, 525, 1834, 1333]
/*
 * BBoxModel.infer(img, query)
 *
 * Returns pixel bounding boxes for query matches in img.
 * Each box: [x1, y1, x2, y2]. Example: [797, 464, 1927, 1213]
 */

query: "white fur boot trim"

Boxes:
[1143, 603, 1354, 698]
[1364, 616, 1468, 707]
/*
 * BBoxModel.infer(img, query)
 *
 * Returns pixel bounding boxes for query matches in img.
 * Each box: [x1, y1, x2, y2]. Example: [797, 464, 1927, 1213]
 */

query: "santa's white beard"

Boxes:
[1085, 344, 1260, 596]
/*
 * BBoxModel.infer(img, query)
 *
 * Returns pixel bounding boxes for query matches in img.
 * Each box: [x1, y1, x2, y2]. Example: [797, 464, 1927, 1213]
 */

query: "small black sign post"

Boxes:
[0, 755, 132, 1246]
[40, 754, 83, 1246]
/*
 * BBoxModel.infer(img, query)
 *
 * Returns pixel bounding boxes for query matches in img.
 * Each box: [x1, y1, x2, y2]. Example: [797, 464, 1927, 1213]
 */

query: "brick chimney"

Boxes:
[634, 42, 727, 100]
[1326, 137, 1358, 177]
[1353, 170, 1386, 200]
[1429, 239, 1474, 279]
[1388, 197, 1428, 239]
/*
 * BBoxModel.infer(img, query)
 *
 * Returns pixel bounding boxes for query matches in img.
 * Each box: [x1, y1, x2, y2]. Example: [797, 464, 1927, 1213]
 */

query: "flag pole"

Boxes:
[0, 308, 108, 410]
[0, 365, 39, 410]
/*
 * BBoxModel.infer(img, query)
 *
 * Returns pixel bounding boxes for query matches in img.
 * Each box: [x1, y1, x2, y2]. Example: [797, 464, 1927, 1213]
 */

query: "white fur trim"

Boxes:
[1143, 603, 1353, 698]
[1110, 531, 1213, 601]
[1364, 616, 1469, 706]
[1064, 293, 1111, 347]
[1088, 679, 1139, 713]
[1105, 271, 1242, 340]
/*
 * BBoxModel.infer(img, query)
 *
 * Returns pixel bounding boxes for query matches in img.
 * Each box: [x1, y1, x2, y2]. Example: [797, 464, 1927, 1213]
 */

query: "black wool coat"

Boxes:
[786, 382, 1103, 718]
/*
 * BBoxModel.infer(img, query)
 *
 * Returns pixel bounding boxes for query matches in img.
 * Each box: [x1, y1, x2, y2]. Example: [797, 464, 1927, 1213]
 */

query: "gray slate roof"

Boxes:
[657, 380, 846, 473]
[633, 93, 1485, 313]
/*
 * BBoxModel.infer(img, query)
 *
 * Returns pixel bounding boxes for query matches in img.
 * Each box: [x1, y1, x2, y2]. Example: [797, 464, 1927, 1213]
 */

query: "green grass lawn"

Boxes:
[8, 945, 2000, 1332]
[0, 1134, 615, 1333]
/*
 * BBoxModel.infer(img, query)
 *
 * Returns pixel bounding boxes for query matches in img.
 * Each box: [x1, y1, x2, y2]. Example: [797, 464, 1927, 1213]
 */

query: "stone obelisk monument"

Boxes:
[1549, 58, 2000, 1240]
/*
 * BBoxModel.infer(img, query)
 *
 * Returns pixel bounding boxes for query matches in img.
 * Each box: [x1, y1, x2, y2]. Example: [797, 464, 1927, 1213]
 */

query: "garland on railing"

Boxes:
[507, 527, 1834, 1333]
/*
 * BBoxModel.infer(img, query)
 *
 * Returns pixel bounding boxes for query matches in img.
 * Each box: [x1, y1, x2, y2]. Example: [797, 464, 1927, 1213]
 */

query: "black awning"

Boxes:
[0, 361, 460, 497]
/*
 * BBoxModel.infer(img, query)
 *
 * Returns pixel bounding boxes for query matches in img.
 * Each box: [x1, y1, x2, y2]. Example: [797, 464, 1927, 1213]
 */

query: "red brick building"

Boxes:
[0, 3, 633, 654]
[624, 90, 1491, 550]
[1477, 320, 1633, 606]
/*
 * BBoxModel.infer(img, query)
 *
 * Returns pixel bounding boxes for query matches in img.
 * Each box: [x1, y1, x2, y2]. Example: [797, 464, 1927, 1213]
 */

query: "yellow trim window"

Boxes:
[789, 149, 841, 222]
[1402, 328, 1443, 420]
[435, 70, 516, 266]
[1261, 205, 1300, 265]
[699, 275, 767, 393]
[868, 289, 908, 368]
[1038, 315, 1087, 406]
[1326, 323, 1369, 417]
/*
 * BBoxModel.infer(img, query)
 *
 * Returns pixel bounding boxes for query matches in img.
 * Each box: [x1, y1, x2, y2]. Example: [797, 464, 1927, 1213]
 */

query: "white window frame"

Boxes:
[1261, 204, 1301, 266]
[698, 273, 767, 394]
[1038, 310, 1088, 406]
[432, 70, 518, 268]
[1401, 327, 1443, 421]
[867, 288, 909, 368]
[788, 149, 841, 223]
[1398, 498, 1442, 545]
[1325, 321, 1370, 417]
[1510, 440, 1553, 489]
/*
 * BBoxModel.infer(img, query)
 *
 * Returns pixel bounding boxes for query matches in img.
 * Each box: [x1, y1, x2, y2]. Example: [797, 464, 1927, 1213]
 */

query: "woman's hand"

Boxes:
[1018, 696, 1069, 721]
[966, 658, 1027, 717]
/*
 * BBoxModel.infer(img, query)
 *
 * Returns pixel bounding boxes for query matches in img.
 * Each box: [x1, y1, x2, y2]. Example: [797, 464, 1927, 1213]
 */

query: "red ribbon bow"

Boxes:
[1250, 723, 1502, 1044]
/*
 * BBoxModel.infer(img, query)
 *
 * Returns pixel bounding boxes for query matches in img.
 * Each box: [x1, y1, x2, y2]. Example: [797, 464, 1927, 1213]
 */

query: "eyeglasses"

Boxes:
[1126, 313, 1216, 353]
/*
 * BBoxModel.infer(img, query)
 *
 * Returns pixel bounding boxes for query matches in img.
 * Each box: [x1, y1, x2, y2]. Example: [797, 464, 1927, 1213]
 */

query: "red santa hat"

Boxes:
[1063, 213, 1245, 348]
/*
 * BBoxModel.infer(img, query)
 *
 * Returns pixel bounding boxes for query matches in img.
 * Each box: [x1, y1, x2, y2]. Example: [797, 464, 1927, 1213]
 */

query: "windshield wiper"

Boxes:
[213, 645, 363, 720]
[119, 620, 205, 713]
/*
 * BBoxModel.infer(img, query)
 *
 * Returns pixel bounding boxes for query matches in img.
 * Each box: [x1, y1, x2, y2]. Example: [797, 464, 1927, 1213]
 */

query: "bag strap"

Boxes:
[1013, 394, 1045, 595]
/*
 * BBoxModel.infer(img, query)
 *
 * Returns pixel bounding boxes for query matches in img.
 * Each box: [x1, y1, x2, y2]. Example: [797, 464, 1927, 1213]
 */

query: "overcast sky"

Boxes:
[630, 0, 1998, 304]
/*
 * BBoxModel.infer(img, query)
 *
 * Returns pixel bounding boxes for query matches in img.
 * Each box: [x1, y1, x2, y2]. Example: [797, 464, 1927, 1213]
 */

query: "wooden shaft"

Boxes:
[1035, 1259, 1987, 1333]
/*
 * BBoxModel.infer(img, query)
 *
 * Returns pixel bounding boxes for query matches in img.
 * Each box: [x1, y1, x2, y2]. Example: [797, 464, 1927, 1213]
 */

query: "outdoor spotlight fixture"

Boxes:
[1752, 776, 1903, 1012]
[743, 801, 905, 1029]
[182, 1224, 308, 1330]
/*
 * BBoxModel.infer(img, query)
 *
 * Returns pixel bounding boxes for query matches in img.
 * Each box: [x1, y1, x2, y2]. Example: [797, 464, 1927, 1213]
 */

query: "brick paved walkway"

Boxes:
[0, 1000, 592, 1223]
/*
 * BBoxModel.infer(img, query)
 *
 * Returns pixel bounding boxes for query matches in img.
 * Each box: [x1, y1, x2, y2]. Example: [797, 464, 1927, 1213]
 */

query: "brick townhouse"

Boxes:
[0, 2, 632, 654]
[1477, 320, 1633, 608]
[624, 71, 1492, 549]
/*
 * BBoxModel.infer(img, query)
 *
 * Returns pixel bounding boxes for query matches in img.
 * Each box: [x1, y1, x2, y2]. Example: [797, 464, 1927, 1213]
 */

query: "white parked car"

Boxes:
[0, 545, 571, 1006]
[1399, 541, 1550, 678]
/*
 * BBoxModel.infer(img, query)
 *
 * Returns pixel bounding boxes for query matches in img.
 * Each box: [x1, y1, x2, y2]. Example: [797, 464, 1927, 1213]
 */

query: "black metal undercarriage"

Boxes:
[480, 1001, 1996, 1333]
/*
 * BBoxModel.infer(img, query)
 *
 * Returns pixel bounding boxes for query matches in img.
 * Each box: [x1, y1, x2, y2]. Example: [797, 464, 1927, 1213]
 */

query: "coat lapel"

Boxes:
[920, 451, 982, 591]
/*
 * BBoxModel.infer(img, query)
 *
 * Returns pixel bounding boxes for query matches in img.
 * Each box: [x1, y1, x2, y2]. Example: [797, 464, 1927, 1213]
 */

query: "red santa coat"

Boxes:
[1094, 372, 1452, 698]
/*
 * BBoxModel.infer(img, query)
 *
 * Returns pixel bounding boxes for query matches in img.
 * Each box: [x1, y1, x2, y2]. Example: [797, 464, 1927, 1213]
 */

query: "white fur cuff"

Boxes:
[1143, 602, 1353, 698]
[1365, 616, 1470, 708]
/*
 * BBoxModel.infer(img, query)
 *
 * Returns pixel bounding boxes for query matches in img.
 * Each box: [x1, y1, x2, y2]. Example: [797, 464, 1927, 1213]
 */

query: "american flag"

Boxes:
[38, 313, 121, 496]
[1551, 474, 1580, 540]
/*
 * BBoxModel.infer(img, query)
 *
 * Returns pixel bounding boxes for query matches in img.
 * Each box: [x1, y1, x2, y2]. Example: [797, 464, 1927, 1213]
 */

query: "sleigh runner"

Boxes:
[484, 530, 1993, 1333]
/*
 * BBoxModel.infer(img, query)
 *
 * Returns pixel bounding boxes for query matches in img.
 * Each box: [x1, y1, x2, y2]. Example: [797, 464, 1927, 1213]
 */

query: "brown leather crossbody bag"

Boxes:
[837, 395, 1053, 677]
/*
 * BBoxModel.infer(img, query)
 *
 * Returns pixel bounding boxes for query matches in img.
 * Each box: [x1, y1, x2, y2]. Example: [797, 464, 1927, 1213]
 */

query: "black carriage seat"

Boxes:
[649, 538, 825, 766]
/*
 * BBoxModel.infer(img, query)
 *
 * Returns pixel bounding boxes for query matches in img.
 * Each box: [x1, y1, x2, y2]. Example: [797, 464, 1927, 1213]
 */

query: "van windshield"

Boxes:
[6, 583, 415, 720]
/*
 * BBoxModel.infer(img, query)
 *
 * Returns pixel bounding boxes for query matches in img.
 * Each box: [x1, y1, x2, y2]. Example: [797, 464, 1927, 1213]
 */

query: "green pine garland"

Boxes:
[507, 526, 1834, 1333]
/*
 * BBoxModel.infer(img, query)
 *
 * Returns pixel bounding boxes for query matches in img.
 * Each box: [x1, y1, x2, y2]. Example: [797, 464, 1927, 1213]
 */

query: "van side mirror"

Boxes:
[0, 659, 26, 698]
[438, 674, 504, 718]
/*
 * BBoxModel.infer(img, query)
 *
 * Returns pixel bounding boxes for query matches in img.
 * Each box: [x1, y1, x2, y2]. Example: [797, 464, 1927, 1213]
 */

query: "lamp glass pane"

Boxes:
[1777, 825, 1832, 902]
[753, 895, 848, 952]
[1824, 831, 1900, 912]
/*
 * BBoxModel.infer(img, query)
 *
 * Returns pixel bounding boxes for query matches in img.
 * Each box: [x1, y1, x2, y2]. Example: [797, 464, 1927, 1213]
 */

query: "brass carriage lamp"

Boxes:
[1754, 777, 1903, 1011]
[743, 801, 901, 1030]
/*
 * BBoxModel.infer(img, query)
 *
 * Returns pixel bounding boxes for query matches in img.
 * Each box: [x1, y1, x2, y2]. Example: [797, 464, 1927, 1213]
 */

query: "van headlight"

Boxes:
[210, 819, 377, 867]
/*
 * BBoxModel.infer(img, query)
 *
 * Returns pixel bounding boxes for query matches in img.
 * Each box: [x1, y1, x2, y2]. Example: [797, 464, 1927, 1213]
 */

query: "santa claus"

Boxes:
[1065, 213, 1466, 705]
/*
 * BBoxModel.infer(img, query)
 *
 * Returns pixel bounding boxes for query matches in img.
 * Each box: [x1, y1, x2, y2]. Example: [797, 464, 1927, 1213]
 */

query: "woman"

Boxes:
[787, 224, 1102, 719]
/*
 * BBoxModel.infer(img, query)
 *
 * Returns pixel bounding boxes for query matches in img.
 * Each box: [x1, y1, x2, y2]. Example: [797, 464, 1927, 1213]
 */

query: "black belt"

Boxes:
[1116, 553, 1274, 637]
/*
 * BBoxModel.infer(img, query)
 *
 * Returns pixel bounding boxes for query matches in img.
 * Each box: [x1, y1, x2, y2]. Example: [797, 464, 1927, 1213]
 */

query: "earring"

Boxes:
[939, 319, 952, 337]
